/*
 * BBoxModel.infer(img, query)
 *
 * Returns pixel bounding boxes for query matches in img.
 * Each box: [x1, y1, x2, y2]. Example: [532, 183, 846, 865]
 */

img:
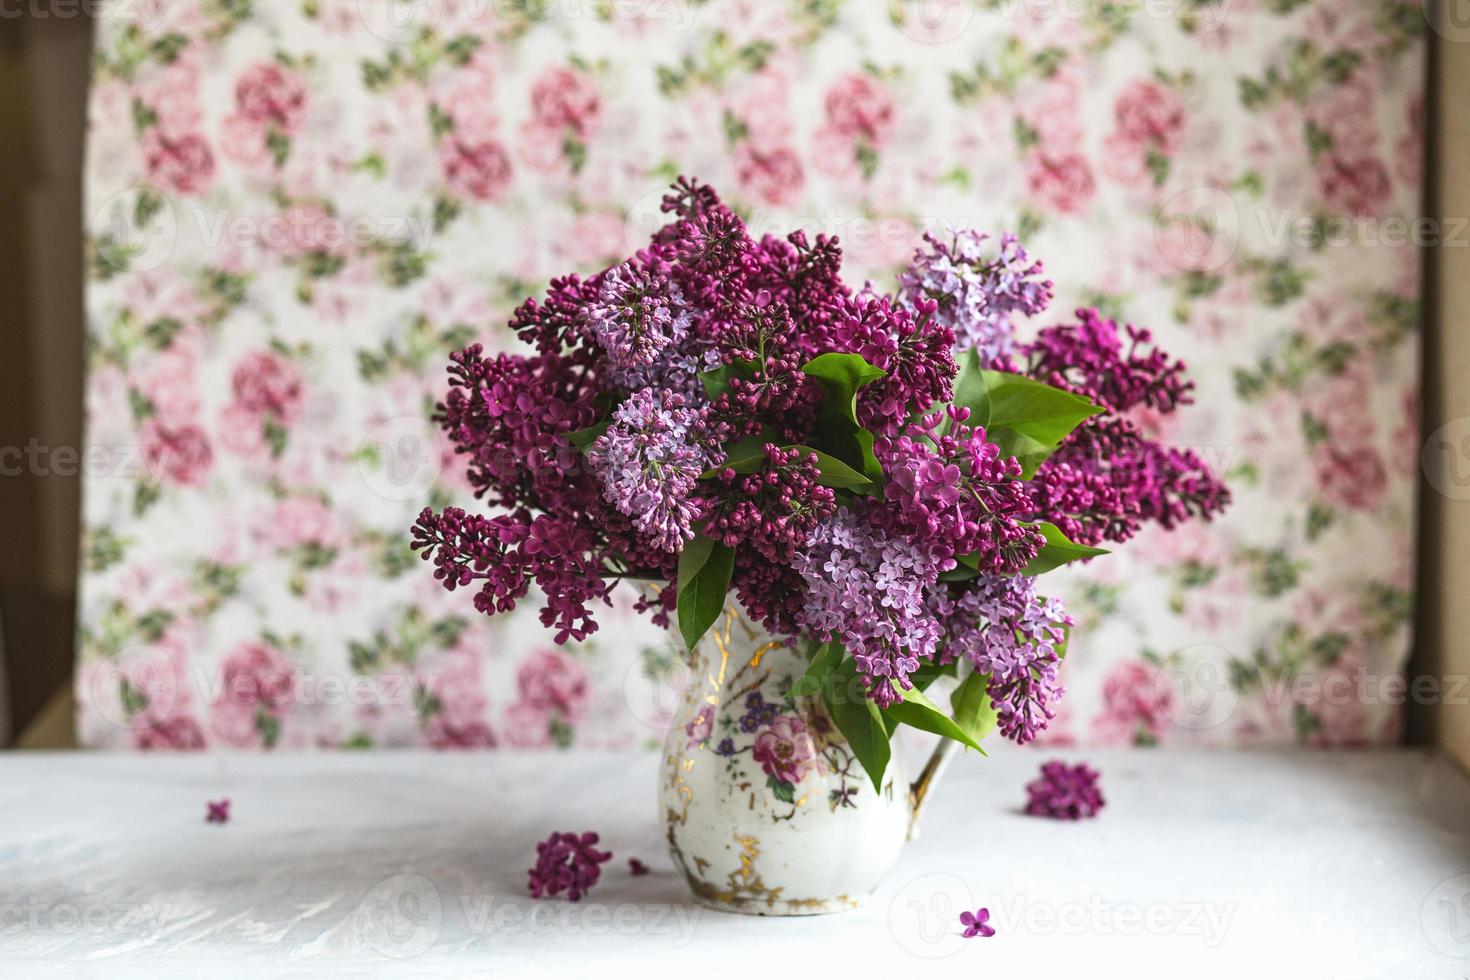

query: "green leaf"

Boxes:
[883, 682, 985, 752]
[803, 447, 870, 488]
[699, 361, 752, 400]
[821, 653, 891, 793]
[701, 433, 871, 486]
[566, 420, 610, 451]
[801, 352, 888, 393]
[767, 775, 796, 804]
[675, 534, 735, 651]
[974, 371, 1104, 478]
[790, 641, 842, 698]
[705, 435, 770, 475]
[800, 353, 887, 485]
[906, 658, 958, 692]
[1022, 522, 1109, 576]
[950, 672, 999, 745]
[948, 347, 990, 426]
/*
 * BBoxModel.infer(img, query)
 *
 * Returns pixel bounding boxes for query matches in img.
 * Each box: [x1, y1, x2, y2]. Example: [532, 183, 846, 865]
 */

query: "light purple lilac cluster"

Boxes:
[931, 574, 1071, 743]
[899, 230, 1053, 366]
[585, 388, 715, 553]
[412, 178, 1230, 748]
[792, 506, 947, 707]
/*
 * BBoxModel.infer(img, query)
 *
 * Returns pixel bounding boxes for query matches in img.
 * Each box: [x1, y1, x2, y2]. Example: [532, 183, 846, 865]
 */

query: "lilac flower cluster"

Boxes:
[899, 230, 1053, 366]
[931, 573, 1071, 744]
[1024, 761, 1105, 819]
[792, 506, 947, 707]
[700, 445, 835, 562]
[1020, 309, 1231, 546]
[875, 407, 1044, 575]
[527, 831, 613, 901]
[586, 389, 714, 553]
[586, 261, 691, 375]
[412, 177, 1228, 749]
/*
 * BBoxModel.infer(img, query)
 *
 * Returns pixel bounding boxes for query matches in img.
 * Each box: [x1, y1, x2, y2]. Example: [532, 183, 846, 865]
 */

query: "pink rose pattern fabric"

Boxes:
[79, 0, 1424, 749]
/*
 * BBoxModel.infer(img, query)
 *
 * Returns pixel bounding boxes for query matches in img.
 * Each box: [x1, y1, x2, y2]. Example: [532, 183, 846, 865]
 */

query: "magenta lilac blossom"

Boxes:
[527, 831, 613, 901]
[1025, 761, 1106, 819]
[205, 799, 230, 824]
[960, 907, 996, 938]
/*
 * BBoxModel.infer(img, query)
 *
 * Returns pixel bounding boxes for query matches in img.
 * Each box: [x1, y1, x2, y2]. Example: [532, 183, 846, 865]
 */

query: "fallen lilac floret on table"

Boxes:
[527, 831, 613, 901]
[1025, 760, 1105, 819]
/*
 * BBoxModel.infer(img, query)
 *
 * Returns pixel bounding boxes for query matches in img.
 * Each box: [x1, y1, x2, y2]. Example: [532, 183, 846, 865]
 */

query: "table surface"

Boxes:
[0, 748, 1467, 978]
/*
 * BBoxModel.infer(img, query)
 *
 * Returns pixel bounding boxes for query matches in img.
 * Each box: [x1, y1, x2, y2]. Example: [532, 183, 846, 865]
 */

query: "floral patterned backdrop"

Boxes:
[79, 0, 1424, 750]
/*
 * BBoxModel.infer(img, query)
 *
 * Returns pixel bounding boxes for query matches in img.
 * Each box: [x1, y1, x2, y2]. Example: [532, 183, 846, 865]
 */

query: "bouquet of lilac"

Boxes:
[412, 178, 1227, 788]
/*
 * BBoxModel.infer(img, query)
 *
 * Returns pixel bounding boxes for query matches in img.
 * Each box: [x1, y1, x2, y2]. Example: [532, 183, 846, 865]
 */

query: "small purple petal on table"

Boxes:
[960, 907, 995, 938]
[627, 858, 650, 876]
[205, 799, 230, 824]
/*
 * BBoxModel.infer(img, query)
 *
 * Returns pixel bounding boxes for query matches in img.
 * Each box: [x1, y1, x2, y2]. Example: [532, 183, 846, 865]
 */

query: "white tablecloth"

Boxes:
[1, 748, 1467, 978]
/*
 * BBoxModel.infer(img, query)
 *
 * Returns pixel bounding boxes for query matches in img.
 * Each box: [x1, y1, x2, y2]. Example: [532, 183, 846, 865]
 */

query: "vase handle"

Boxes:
[905, 738, 957, 840]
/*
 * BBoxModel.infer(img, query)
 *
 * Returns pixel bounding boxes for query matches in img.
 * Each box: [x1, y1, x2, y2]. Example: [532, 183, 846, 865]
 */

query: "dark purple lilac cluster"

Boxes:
[412, 177, 1229, 751]
[1024, 761, 1106, 820]
[527, 831, 613, 901]
[1019, 309, 1231, 547]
